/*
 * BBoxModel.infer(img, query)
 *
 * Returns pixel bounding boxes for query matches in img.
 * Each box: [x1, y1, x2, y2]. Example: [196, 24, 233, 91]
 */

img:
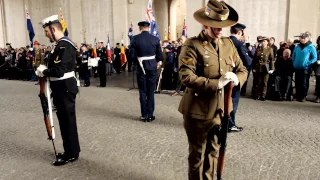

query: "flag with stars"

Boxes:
[146, 0, 160, 39]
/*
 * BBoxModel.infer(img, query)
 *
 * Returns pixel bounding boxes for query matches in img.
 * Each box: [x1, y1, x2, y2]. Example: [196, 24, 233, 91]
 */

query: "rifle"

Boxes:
[39, 77, 58, 161]
[217, 82, 234, 180]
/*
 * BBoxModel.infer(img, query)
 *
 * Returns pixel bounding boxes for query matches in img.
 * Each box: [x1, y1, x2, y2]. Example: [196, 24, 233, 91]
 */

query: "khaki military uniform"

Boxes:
[253, 46, 274, 97]
[156, 48, 167, 90]
[178, 31, 248, 180]
[34, 48, 44, 68]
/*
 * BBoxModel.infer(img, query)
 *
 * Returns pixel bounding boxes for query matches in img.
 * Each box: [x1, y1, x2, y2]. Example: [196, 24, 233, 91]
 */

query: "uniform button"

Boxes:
[220, 58, 222, 61]
[219, 90, 222, 94]
[195, 93, 198, 96]
[205, 64, 209, 67]
[221, 69, 223, 72]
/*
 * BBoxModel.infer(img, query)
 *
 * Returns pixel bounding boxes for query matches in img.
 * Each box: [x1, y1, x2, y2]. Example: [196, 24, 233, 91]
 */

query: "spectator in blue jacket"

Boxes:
[292, 33, 317, 102]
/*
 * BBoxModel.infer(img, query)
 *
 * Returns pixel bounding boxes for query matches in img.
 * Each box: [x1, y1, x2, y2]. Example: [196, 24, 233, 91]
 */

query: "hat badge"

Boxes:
[205, 7, 211, 16]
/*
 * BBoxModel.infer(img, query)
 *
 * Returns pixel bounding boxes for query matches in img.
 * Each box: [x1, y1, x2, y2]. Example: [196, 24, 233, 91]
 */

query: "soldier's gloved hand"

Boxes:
[36, 64, 47, 77]
[158, 61, 162, 67]
[218, 72, 239, 89]
[268, 70, 274, 74]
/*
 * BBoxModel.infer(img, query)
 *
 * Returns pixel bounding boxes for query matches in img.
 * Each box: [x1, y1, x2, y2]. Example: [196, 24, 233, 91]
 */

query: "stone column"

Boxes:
[68, 0, 83, 44]
[169, 0, 179, 41]
[112, 0, 129, 46]
[0, 0, 7, 47]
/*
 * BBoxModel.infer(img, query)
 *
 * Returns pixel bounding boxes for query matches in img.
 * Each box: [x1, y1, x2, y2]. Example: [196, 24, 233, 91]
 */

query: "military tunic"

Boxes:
[252, 46, 274, 98]
[178, 31, 248, 179]
[34, 48, 44, 68]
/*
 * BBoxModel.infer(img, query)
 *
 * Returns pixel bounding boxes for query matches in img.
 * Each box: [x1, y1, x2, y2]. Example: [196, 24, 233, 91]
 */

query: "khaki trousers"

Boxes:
[183, 115, 221, 180]
[256, 72, 269, 97]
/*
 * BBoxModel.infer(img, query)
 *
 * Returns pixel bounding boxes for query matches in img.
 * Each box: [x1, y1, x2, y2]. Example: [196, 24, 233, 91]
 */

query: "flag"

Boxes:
[164, 29, 168, 40]
[25, 5, 35, 47]
[107, 35, 112, 62]
[120, 40, 127, 67]
[92, 38, 97, 58]
[168, 26, 171, 41]
[128, 22, 133, 42]
[146, 0, 160, 39]
[59, 8, 69, 37]
[182, 15, 188, 38]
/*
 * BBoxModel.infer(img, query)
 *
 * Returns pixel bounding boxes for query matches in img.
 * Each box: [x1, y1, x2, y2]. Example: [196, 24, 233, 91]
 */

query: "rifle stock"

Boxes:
[217, 82, 234, 180]
[39, 77, 53, 140]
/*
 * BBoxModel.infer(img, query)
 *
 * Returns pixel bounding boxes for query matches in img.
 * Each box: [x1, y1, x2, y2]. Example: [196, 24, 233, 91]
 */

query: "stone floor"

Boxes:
[0, 72, 319, 180]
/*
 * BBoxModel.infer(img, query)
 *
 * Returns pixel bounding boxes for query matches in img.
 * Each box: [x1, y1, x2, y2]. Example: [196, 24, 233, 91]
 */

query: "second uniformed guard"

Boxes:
[97, 41, 107, 87]
[252, 37, 275, 101]
[36, 15, 80, 166]
[80, 44, 91, 87]
[129, 21, 163, 122]
[178, 0, 248, 179]
[34, 41, 44, 85]
[228, 23, 252, 132]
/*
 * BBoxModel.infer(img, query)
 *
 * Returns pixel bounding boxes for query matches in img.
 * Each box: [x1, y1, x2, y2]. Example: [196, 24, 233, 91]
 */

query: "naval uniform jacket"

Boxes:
[178, 31, 248, 120]
[43, 37, 78, 95]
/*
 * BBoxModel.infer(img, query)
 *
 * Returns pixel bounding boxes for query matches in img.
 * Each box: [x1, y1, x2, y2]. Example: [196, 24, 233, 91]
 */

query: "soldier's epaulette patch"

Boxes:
[181, 58, 193, 64]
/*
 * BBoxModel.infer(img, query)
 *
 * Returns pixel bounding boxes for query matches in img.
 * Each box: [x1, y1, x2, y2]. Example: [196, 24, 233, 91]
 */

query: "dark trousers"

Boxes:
[241, 69, 251, 95]
[98, 62, 106, 87]
[251, 72, 257, 97]
[316, 76, 320, 98]
[274, 75, 291, 97]
[128, 60, 133, 72]
[51, 78, 80, 158]
[161, 64, 173, 90]
[230, 86, 241, 128]
[137, 67, 157, 117]
[175, 75, 183, 93]
[295, 70, 310, 100]
[81, 69, 90, 86]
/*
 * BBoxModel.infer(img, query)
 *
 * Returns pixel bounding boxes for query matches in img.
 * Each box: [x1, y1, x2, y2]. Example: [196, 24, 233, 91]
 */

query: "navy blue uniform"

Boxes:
[43, 37, 80, 159]
[81, 51, 90, 86]
[229, 36, 252, 129]
[129, 31, 162, 118]
[97, 48, 107, 87]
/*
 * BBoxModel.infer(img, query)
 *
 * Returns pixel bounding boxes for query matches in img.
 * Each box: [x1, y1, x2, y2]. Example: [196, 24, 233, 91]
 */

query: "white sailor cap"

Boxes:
[40, 15, 60, 28]
[98, 40, 103, 43]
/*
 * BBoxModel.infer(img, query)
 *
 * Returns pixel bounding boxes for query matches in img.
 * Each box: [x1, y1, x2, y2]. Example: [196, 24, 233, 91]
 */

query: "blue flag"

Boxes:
[128, 23, 133, 42]
[146, 0, 160, 39]
[25, 6, 35, 47]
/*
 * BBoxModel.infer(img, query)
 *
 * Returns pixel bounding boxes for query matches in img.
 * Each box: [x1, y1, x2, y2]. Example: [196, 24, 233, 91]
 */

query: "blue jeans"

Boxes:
[229, 86, 241, 128]
[295, 69, 310, 99]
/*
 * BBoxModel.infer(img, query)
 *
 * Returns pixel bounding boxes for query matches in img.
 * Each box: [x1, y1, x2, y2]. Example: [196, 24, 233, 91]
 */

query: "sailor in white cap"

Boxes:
[37, 14, 81, 166]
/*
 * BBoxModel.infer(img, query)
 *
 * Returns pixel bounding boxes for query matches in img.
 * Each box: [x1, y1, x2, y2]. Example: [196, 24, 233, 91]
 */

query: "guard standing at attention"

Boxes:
[97, 41, 107, 87]
[36, 15, 80, 166]
[80, 44, 91, 87]
[129, 21, 163, 122]
[178, 0, 248, 179]
[228, 23, 252, 132]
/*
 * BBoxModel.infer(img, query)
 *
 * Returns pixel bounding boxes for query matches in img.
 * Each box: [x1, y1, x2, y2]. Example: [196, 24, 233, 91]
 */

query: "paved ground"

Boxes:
[0, 72, 320, 180]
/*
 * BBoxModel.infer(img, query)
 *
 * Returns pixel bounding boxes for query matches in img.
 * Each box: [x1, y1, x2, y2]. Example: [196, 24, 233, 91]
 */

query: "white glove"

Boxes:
[158, 61, 162, 66]
[218, 72, 239, 89]
[268, 70, 274, 74]
[317, 60, 320, 65]
[36, 65, 48, 77]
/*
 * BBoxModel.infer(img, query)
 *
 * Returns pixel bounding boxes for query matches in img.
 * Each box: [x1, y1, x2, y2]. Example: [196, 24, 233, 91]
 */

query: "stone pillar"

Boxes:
[169, 0, 179, 41]
[68, 0, 83, 44]
[113, 0, 129, 46]
[0, 0, 7, 47]
[153, 0, 168, 40]
[185, 0, 203, 37]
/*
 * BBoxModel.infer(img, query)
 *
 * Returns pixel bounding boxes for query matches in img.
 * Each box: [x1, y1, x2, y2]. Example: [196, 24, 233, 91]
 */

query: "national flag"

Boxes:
[120, 40, 127, 67]
[146, 0, 160, 39]
[107, 35, 112, 62]
[59, 8, 69, 37]
[168, 26, 171, 41]
[92, 38, 97, 58]
[182, 15, 188, 38]
[128, 22, 133, 42]
[25, 5, 35, 47]
[164, 29, 168, 40]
